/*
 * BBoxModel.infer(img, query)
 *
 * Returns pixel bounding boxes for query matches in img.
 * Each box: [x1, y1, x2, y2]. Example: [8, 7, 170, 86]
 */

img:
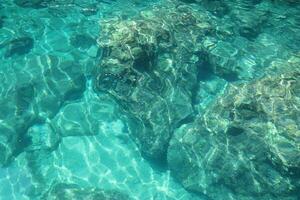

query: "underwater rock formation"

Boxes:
[0, 124, 17, 166]
[177, 0, 294, 81]
[0, 55, 87, 167]
[3, 37, 34, 58]
[42, 60, 86, 102]
[70, 34, 96, 50]
[14, 0, 52, 9]
[0, 82, 37, 166]
[168, 60, 300, 200]
[50, 94, 117, 137]
[95, 3, 214, 161]
[42, 183, 131, 200]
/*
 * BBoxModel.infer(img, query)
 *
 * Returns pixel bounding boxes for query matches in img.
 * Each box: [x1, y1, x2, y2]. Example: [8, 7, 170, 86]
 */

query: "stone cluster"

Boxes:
[95, 0, 300, 199]
[0, 0, 299, 199]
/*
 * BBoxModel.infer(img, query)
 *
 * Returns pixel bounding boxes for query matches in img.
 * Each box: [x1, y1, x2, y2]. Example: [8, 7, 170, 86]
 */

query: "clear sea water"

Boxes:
[0, 0, 299, 200]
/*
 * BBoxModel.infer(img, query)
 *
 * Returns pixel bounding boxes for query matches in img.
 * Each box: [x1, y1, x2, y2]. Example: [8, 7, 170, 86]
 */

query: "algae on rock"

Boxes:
[168, 61, 300, 200]
[95, 3, 214, 161]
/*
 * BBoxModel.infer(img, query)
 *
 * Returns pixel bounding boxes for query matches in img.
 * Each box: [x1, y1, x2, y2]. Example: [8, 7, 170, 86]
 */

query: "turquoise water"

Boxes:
[0, 0, 300, 199]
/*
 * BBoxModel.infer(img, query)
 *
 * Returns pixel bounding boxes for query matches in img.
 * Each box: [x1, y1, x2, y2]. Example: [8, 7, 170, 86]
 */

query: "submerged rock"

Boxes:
[0, 83, 37, 166]
[14, 0, 52, 9]
[0, 54, 88, 166]
[50, 95, 117, 137]
[42, 183, 131, 200]
[0, 124, 17, 166]
[70, 34, 96, 50]
[95, 3, 214, 161]
[4, 37, 34, 58]
[168, 64, 300, 200]
[42, 60, 86, 102]
[179, 0, 230, 17]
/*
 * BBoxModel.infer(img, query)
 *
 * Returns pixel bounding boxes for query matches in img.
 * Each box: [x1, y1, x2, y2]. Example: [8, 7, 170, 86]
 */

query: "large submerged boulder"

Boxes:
[95, 3, 214, 161]
[168, 59, 300, 200]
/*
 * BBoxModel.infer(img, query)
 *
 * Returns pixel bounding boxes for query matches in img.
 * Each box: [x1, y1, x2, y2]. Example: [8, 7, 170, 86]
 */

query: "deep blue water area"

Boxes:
[0, 0, 299, 200]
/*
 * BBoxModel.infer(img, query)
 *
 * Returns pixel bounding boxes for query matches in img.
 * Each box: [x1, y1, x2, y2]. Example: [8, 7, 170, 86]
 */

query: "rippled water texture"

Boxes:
[0, 0, 299, 200]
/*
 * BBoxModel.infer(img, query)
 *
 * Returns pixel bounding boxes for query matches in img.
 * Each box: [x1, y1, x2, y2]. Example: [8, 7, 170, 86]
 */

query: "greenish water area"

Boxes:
[0, 0, 300, 199]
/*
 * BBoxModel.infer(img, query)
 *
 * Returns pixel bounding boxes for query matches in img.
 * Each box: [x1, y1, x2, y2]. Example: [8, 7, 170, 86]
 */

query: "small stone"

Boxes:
[87, 45, 98, 58]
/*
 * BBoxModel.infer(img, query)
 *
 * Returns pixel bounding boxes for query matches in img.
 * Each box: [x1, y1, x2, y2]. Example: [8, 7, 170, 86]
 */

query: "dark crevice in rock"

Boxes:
[132, 49, 155, 73]
[226, 126, 245, 136]
[143, 151, 169, 172]
[195, 51, 214, 81]
[174, 114, 196, 130]
[197, 45, 241, 82]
